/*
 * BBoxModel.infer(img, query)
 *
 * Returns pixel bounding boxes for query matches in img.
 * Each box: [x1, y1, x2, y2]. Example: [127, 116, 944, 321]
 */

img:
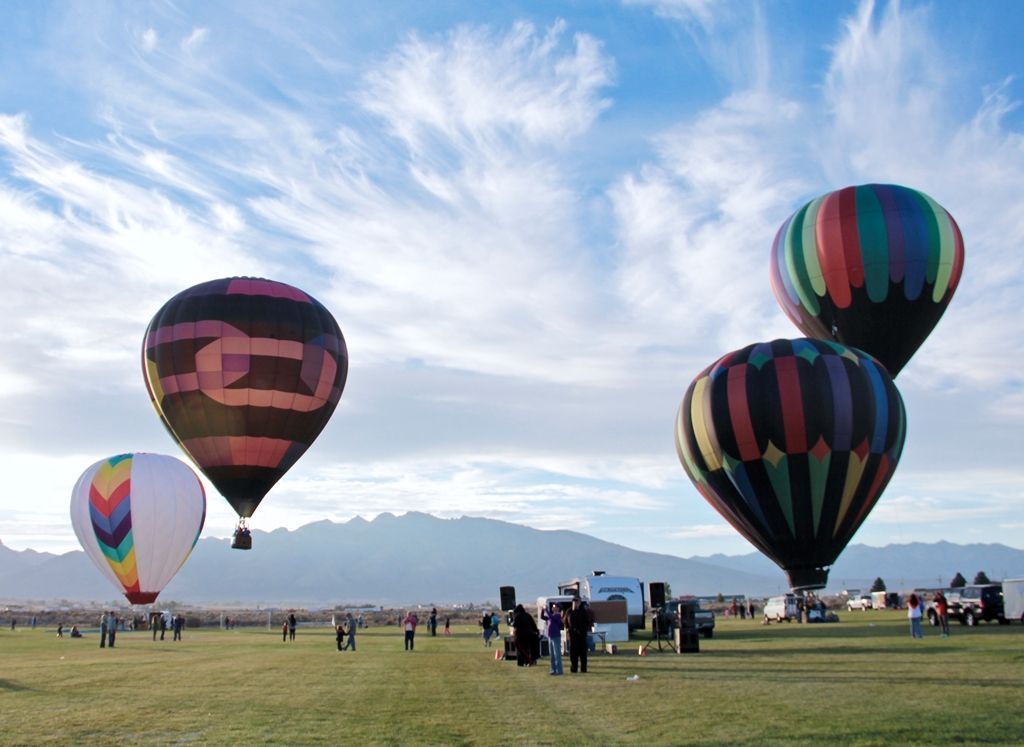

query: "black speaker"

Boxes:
[676, 627, 700, 653]
[649, 582, 666, 609]
[679, 600, 697, 627]
[499, 586, 517, 611]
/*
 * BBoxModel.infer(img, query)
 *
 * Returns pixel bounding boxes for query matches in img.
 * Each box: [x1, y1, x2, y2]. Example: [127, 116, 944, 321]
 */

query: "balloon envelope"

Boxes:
[770, 184, 964, 376]
[675, 339, 906, 590]
[142, 277, 348, 519]
[70, 453, 206, 604]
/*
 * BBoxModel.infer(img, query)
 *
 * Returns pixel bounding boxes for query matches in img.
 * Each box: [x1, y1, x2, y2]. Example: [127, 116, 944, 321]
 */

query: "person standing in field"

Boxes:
[429, 608, 438, 637]
[444, 617, 451, 636]
[403, 611, 418, 651]
[541, 602, 564, 675]
[907, 593, 924, 639]
[282, 620, 289, 642]
[491, 611, 501, 639]
[173, 614, 184, 641]
[512, 604, 539, 666]
[481, 611, 493, 647]
[99, 611, 108, 648]
[335, 622, 346, 651]
[564, 597, 594, 674]
[934, 591, 950, 637]
[288, 613, 297, 641]
[107, 612, 117, 648]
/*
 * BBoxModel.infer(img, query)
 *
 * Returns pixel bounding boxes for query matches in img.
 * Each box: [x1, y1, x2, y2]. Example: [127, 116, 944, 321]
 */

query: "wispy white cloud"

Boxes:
[226, 455, 666, 543]
[667, 523, 741, 540]
[608, 88, 808, 358]
[362, 20, 612, 151]
[141, 27, 158, 52]
[181, 27, 209, 53]
[622, 0, 717, 28]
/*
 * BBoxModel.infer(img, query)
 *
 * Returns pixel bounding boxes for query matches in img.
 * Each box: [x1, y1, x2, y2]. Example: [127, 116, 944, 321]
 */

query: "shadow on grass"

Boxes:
[624, 664, 1024, 689]
[0, 678, 33, 692]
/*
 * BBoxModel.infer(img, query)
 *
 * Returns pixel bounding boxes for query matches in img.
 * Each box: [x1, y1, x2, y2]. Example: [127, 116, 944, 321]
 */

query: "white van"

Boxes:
[763, 594, 799, 622]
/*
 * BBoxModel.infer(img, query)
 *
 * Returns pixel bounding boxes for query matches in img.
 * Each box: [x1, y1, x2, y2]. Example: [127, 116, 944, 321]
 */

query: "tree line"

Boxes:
[870, 571, 993, 592]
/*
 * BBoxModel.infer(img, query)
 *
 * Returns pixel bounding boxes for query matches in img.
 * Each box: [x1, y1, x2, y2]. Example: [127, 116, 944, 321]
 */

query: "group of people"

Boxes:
[727, 599, 756, 619]
[150, 612, 186, 641]
[335, 613, 357, 651]
[282, 613, 297, 642]
[98, 611, 119, 648]
[907, 591, 950, 638]
[478, 610, 503, 646]
[511, 597, 595, 675]
[55, 623, 82, 638]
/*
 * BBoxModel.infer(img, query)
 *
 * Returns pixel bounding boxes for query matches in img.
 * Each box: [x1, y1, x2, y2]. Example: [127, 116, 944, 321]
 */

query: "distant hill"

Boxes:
[1, 515, 1022, 606]
[0, 539, 55, 573]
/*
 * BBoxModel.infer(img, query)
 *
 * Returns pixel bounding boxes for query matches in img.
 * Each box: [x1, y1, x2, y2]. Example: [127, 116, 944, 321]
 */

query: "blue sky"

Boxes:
[1, 0, 1022, 561]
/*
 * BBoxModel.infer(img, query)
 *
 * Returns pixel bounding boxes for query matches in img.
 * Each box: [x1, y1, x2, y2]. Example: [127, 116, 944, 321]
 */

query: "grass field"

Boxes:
[2, 612, 1023, 745]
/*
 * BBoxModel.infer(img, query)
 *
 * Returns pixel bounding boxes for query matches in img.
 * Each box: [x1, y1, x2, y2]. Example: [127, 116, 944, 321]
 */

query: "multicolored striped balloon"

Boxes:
[142, 277, 348, 520]
[770, 184, 964, 376]
[70, 453, 206, 604]
[675, 339, 906, 590]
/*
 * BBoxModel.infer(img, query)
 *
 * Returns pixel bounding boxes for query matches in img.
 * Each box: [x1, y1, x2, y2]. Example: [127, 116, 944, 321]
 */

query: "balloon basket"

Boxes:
[231, 523, 252, 550]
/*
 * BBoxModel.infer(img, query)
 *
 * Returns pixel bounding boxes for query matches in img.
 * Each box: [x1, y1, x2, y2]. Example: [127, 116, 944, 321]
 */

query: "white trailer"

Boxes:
[1003, 578, 1024, 623]
[557, 571, 645, 630]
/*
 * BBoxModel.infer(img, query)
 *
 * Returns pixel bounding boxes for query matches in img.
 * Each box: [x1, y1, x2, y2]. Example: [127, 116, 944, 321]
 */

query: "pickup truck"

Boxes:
[663, 598, 716, 638]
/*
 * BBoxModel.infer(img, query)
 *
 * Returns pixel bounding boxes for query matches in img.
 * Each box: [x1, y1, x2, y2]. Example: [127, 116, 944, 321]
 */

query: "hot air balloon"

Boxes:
[675, 338, 906, 590]
[770, 184, 964, 376]
[70, 453, 206, 604]
[142, 277, 347, 549]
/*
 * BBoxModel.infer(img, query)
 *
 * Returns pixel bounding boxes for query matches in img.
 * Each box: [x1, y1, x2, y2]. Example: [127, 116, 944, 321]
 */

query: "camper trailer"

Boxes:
[557, 571, 646, 630]
[1001, 579, 1024, 623]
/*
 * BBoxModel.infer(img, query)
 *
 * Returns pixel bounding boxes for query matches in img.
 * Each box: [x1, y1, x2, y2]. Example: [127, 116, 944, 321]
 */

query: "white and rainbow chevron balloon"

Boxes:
[70, 453, 206, 604]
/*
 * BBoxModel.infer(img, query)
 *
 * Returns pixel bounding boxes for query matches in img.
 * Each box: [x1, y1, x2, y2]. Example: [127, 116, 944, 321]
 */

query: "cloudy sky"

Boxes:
[1, 0, 1022, 560]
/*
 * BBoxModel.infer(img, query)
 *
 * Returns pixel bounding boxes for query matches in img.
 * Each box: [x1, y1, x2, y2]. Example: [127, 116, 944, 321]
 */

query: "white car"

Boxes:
[847, 595, 873, 611]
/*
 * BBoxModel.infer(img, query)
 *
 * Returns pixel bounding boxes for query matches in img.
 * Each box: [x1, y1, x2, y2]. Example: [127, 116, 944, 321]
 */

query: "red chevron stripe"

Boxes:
[89, 479, 131, 516]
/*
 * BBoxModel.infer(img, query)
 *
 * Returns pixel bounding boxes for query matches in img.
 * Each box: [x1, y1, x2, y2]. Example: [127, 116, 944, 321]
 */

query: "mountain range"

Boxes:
[2, 513, 1022, 606]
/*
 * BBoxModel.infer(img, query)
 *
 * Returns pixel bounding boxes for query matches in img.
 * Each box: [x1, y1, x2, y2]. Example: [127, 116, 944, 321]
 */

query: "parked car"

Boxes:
[926, 585, 1005, 626]
[763, 594, 799, 622]
[847, 594, 873, 611]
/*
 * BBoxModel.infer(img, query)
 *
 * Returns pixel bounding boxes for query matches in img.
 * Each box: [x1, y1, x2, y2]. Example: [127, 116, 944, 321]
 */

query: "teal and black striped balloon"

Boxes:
[770, 184, 964, 376]
[675, 339, 906, 591]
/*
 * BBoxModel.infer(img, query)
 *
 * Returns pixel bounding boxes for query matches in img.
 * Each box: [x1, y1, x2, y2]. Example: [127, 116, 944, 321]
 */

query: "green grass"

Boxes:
[2, 613, 1023, 745]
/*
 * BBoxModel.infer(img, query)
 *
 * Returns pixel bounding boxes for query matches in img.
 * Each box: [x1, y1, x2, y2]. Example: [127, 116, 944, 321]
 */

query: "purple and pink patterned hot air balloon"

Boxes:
[141, 277, 348, 548]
